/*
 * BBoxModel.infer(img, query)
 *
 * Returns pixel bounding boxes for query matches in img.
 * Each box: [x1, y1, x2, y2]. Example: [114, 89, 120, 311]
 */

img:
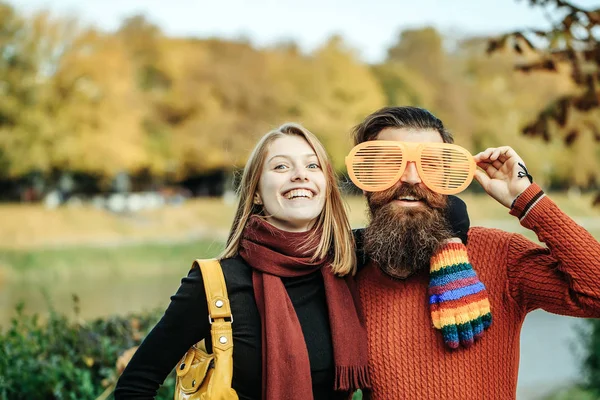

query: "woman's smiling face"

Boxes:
[255, 135, 326, 232]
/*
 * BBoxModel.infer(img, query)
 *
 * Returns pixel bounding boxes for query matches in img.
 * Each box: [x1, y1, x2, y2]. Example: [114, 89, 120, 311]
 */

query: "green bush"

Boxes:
[580, 319, 600, 397]
[0, 296, 175, 400]
[543, 385, 600, 400]
[1, 297, 365, 399]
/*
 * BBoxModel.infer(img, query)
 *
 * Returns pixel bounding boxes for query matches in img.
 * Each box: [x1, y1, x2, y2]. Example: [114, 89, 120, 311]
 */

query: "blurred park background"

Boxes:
[1, 0, 600, 399]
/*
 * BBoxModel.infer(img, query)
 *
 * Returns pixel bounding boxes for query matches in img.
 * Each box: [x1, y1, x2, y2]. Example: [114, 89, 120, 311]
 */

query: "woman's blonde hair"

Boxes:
[220, 123, 356, 276]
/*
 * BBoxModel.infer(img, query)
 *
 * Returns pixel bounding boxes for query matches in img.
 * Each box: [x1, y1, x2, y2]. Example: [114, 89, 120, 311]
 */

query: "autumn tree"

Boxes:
[0, 3, 59, 177]
[490, 0, 600, 200]
[284, 35, 386, 169]
[378, 28, 477, 146]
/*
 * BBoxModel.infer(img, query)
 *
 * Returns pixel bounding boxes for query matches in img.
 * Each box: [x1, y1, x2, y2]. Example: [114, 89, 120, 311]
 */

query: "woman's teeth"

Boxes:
[285, 189, 313, 199]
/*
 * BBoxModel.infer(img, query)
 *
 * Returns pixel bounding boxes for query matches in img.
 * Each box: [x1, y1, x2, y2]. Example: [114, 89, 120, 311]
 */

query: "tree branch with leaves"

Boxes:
[489, 0, 600, 204]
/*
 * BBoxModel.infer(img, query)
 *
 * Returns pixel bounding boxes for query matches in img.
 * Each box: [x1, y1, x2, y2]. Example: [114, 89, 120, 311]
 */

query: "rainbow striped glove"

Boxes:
[429, 242, 492, 349]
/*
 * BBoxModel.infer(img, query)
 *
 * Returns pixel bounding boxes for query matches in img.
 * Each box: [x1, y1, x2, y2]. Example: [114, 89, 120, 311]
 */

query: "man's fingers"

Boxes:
[476, 157, 510, 176]
[490, 148, 503, 161]
[474, 148, 494, 162]
[476, 161, 498, 177]
[476, 146, 520, 163]
[475, 146, 515, 163]
[496, 147, 519, 163]
[474, 169, 491, 189]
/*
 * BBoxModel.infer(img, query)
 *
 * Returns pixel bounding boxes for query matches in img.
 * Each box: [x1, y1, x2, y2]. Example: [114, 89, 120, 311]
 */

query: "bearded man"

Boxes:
[349, 106, 600, 400]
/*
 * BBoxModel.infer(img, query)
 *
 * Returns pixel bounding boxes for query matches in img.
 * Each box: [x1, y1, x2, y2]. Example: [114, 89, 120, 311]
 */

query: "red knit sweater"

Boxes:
[357, 184, 600, 400]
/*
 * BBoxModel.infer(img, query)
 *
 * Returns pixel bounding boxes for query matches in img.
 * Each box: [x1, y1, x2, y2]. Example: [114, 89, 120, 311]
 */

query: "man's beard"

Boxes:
[363, 183, 452, 279]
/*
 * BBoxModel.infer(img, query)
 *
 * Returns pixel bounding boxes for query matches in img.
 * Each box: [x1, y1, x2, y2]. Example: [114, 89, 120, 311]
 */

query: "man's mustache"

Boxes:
[368, 183, 446, 211]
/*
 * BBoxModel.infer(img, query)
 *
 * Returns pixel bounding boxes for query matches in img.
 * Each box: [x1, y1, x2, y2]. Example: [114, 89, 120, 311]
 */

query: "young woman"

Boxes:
[114, 123, 371, 400]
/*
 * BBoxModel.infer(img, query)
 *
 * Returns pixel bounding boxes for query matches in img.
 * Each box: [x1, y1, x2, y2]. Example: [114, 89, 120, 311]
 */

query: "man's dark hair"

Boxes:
[352, 106, 453, 145]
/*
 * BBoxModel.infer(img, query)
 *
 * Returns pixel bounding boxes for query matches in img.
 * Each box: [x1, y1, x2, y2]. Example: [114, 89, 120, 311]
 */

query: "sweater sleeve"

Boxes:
[506, 183, 600, 315]
[114, 266, 210, 399]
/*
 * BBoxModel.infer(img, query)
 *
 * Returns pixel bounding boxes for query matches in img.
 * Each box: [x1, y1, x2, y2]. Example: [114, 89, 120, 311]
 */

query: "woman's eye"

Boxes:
[307, 163, 320, 169]
[274, 164, 287, 170]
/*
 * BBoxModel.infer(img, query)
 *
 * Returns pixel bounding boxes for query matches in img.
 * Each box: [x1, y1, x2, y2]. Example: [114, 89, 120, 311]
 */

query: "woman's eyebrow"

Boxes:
[267, 153, 316, 162]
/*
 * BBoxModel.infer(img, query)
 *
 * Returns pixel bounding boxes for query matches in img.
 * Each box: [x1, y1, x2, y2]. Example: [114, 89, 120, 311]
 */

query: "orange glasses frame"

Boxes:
[345, 141, 476, 194]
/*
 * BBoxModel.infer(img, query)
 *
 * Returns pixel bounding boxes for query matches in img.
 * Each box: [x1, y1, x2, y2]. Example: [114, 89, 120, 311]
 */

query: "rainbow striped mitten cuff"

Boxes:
[429, 242, 492, 349]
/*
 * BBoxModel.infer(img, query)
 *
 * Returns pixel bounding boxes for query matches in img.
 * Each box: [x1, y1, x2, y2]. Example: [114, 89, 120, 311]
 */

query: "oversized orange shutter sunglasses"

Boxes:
[345, 141, 476, 194]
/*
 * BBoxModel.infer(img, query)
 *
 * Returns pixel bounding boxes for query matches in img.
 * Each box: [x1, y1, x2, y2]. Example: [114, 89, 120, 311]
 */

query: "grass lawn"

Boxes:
[0, 191, 598, 278]
[0, 239, 224, 283]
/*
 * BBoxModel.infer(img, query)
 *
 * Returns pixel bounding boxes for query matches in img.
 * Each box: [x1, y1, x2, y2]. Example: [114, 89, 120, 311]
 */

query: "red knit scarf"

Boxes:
[239, 216, 370, 400]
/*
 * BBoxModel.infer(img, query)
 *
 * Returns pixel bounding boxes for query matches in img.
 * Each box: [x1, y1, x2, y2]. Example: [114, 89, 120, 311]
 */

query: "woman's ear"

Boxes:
[253, 193, 262, 205]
